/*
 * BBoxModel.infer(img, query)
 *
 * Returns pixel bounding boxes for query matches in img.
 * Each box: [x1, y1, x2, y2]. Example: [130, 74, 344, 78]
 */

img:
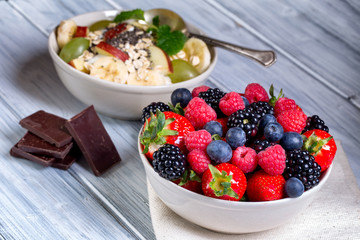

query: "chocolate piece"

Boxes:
[65, 106, 121, 176]
[19, 110, 72, 147]
[51, 152, 77, 170]
[10, 145, 55, 167]
[17, 132, 73, 159]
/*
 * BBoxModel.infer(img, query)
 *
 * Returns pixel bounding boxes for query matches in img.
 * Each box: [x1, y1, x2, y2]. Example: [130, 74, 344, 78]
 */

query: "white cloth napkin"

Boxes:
[147, 141, 360, 240]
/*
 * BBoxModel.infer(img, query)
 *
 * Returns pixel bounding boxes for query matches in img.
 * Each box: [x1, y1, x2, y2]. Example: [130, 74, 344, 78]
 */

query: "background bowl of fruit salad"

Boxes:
[48, 9, 217, 119]
[137, 83, 337, 233]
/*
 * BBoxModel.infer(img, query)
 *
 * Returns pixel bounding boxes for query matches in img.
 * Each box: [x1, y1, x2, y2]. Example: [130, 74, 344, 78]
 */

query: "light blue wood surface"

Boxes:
[0, 0, 359, 239]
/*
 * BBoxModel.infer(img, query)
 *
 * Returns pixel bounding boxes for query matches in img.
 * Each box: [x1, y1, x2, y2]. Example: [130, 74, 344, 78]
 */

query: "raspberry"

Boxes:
[192, 85, 210, 98]
[187, 149, 211, 174]
[231, 146, 258, 173]
[244, 83, 269, 104]
[185, 130, 212, 152]
[274, 97, 297, 116]
[185, 97, 217, 129]
[277, 109, 307, 133]
[258, 144, 286, 175]
[219, 92, 245, 116]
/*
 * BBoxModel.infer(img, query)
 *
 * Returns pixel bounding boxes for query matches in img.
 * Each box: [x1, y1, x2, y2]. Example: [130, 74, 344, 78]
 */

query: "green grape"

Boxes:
[89, 20, 112, 31]
[169, 59, 199, 83]
[59, 38, 90, 63]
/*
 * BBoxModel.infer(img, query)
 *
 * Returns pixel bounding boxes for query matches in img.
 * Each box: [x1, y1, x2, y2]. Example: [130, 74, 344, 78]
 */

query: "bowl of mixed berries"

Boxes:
[138, 83, 337, 233]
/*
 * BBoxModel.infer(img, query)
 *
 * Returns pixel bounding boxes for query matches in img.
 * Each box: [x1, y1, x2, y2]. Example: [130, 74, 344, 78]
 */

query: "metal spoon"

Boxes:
[144, 8, 276, 67]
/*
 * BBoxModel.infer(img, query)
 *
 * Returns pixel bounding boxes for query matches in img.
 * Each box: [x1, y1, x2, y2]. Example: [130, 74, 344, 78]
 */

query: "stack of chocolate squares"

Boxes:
[10, 106, 121, 176]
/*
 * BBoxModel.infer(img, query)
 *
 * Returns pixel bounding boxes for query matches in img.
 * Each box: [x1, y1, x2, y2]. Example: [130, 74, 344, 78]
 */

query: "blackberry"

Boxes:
[152, 144, 186, 180]
[248, 101, 274, 117]
[283, 150, 322, 191]
[198, 88, 226, 116]
[251, 139, 271, 153]
[227, 108, 262, 139]
[302, 115, 329, 133]
[141, 102, 170, 123]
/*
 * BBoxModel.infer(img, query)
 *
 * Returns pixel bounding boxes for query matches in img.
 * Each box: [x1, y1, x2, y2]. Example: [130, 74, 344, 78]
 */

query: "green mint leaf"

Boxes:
[152, 16, 160, 28]
[155, 25, 187, 55]
[114, 9, 145, 23]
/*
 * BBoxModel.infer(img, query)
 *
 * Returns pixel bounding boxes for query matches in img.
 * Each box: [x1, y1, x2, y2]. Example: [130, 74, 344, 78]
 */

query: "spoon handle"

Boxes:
[189, 33, 276, 67]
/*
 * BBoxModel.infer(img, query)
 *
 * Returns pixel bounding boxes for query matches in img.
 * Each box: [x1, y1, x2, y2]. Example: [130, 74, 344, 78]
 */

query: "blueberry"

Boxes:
[225, 127, 246, 149]
[204, 121, 223, 137]
[280, 132, 303, 150]
[264, 122, 284, 142]
[258, 114, 277, 133]
[285, 177, 305, 198]
[171, 88, 192, 108]
[206, 140, 232, 164]
[241, 96, 250, 108]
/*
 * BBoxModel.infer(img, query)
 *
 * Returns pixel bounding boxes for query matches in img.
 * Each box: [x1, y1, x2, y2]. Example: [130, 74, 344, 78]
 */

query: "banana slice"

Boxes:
[127, 69, 171, 86]
[57, 20, 77, 49]
[90, 56, 129, 83]
[183, 38, 211, 73]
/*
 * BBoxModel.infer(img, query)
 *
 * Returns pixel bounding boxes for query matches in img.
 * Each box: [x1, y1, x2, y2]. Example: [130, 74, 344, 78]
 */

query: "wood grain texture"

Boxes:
[209, 0, 360, 107]
[1, 0, 360, 239]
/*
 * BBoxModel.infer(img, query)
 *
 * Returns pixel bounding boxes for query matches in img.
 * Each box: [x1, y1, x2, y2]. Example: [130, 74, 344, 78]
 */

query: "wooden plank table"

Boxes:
[0, 0, 359, 239]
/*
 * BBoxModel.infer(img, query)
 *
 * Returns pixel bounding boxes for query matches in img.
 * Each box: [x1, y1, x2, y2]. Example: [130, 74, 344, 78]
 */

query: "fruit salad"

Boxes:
[56, 9, 211, 86]
[139, 83, 337, 201]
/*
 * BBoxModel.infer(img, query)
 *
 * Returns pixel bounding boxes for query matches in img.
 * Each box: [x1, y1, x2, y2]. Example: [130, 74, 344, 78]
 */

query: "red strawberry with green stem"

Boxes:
[173, 169, 202, 194]
[302, 129, 337, 172]
[140, 109, 194, 160]
[202, 163, 247, 201]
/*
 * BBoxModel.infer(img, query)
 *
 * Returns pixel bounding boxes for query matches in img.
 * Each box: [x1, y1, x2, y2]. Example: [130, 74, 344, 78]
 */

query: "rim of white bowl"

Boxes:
[137, 128, 333, 207]
[48, 10, 217, 94]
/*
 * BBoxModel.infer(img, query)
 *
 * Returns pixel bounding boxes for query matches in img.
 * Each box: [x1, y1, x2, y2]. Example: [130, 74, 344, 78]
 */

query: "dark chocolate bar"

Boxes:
[19, 110, 72, 147]
[65, 106, 121, 176]
[17, 132, 73, 159]
[10, 145, 55, 167]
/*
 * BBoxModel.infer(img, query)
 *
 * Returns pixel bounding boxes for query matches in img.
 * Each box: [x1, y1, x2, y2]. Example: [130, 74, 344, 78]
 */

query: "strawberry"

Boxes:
[202, 163, 247, 201]
[302, 129, 337, 172]
[246, 170, 286, 201]
[140, 109, 194, 160]
[173, 169, 202, 194]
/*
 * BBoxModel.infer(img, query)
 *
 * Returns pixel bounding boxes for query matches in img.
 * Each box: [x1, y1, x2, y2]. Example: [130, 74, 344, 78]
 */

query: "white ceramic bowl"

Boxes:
[48, 10, 217, 120]
[137, 130, 332, 234]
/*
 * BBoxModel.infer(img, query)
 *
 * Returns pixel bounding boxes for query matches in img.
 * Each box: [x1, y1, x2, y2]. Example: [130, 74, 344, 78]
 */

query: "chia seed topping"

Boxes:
[105, 24, 152, 47]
